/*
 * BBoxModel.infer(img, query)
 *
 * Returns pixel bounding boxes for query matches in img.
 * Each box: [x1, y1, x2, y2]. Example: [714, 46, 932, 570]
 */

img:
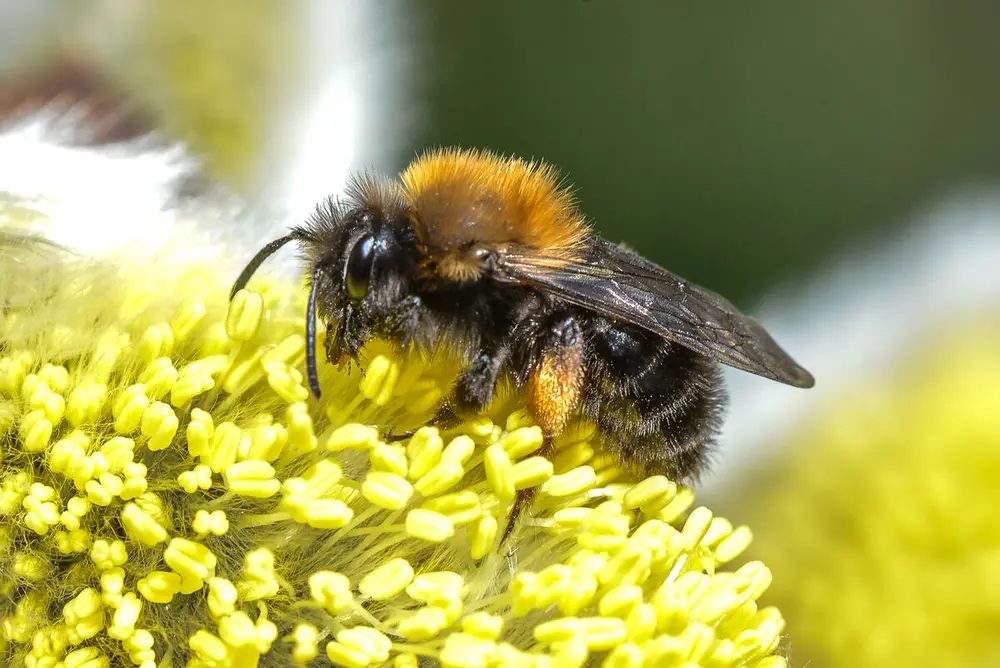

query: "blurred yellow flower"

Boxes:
[735, 320, 1000, 668]
[0, 232, 787, 667]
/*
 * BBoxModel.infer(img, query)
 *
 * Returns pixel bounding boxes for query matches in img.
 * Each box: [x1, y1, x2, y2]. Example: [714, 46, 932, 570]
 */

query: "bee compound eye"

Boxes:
[345, 234, 375, 302]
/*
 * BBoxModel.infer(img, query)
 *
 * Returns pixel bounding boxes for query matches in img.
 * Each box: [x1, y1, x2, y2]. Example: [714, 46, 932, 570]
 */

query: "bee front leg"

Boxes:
[382, 347, 508, 442]
[429, 347, 510, 429]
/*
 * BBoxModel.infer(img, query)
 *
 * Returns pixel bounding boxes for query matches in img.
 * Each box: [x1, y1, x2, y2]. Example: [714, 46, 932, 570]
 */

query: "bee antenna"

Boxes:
[305, 262, 325, 398]
[230, 233, 298, 300]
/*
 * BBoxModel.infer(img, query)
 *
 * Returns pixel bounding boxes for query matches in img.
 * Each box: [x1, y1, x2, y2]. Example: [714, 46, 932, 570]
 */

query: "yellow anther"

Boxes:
[120, 462, 148, 500]
[603, 642, 645, 668]
[535, 617, 626, 651]
[62, 587, 104, 643]
[325, 423, 379, 452]
[22, 483, 60, 535]
[484, 444, 515, 501]
[193, 509, 230, 537]
[292, 623, 320, 664]
[239, 548, 279, 600]
[226, 290, 264, 341]
[207, 577, 238, 617]
[170, 371, 215, 406]
[553, 439, 596, 473]
[207, 421, 244, 473]
[170, 296, 207, 341]
[622, 475, 677, 513]
[286, 402, 318, 454]
[406, 427, 443, 480]
[540, 465, 597, 497]
[218, 610, 256, 648]
[468, 514, 498, 560]
[89, 538, 128, 570]
[397, 606, 448, 642]
[361, 471, 414, 510]
[185, 408, 215, 459]
[267, 364, 310, 403]
[245, 421, 288, 461]
[733, 560, 773, 599]
[112, 384, 149, 434]
[405, 508, 455, 543]
[199, 322, 231, 356]
[108, 592, 141, 640]
[511, 456, 554, 490]
[19, 410, 52, 453]
[63, 646, 109, 668]
[66, 379, 107, 427]
[260, 333, 306, 368]
[99, 436, 135, 472]
[681, 506, 714, 550]
[164, 538, 217, 588]
[335, 626, 392, 665]
[359, 558, 415, 600]
[504, 409, 534, 431]
[714, 525, 753, 564]
[657, 485, 696, 523]
[599, 584, 644, 619]
[137, 357, 179, 400]
[309, 571, 354, 615]
[138, 571, 183, 604]
[224, 460, 280, 498]
[394, 653, 420, 668]
[552, 507, 591, 530]
[55, 528, 91, 554]
[421, 490, 481, 525]
[137, 323, 175, 362]
[497, 426, 544, 459]
[325, 641, 371, 668]
[223, 347, 267, 393]
[124, 629, 156, 665]
[441, 435, 476, 465]
[461, 612, 504, 640]
[599, 542, 652, 589]
[440, 632, 498, 668]
[189, 630, 227, 663]
[415, 460, 465, 497]
[296, 498, 354, 529]
[100, 566, 126, 607]
[178, 463, 214, 494]
[370, 442, 408, 477]
[406, 571, 465, 605]
[358, 354, 399, 406]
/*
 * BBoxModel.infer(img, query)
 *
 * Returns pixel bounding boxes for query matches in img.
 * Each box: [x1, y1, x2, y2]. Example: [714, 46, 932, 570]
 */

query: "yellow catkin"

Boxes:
[737, 321, 1000, 668]
[0, 242, 787, 668]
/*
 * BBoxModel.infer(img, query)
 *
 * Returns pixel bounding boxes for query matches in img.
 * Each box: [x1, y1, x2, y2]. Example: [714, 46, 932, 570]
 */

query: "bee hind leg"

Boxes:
[501, 313, 584, 547]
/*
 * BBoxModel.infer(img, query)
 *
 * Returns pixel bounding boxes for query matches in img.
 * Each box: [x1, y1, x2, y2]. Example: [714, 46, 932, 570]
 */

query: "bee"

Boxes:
[232, 148, 814, 541]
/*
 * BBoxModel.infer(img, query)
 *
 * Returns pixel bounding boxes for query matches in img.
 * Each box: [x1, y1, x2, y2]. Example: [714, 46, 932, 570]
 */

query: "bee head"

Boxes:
[297, 181, 417, 397]
[230, 177, 417, 399]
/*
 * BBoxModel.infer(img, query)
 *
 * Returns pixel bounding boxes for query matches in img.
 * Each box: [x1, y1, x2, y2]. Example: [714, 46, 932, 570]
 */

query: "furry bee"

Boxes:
[232, 148, 814, 538]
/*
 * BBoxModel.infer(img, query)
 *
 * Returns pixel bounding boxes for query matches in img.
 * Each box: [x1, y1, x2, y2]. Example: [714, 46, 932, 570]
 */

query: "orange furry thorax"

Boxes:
[399, 148, 588, 281]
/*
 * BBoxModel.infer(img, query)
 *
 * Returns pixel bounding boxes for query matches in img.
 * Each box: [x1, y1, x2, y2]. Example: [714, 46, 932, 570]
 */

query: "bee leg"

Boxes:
[421, 348, 510, 431]
[501, 313, 584, 546]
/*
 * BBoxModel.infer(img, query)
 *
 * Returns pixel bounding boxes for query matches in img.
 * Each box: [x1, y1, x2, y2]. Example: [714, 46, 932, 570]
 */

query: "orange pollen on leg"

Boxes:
[527, 344, 584, 435]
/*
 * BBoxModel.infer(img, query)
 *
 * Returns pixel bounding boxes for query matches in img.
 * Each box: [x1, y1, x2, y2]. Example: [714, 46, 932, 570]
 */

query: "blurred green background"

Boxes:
[408, 1, 1000, 304]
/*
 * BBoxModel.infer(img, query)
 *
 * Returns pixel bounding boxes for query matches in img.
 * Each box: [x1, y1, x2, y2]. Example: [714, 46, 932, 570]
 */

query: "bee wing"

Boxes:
[500, 238, 815, 388]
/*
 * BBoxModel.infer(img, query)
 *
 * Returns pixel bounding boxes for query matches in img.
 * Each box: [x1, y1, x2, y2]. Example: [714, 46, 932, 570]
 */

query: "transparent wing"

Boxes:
[500, 238, 814, 388]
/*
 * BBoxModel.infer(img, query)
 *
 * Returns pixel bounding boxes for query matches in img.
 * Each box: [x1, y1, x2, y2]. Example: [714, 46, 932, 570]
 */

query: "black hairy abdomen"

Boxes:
[582, 316, 727, 481]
